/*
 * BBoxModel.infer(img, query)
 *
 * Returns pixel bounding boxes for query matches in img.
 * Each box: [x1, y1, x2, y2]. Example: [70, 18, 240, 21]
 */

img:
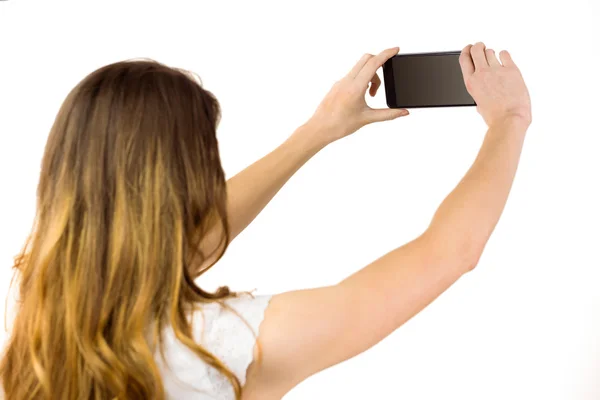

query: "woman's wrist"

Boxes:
[287, 121, 330, 159]
[293, 120, 336, 152]
[488, 114, 531, 135]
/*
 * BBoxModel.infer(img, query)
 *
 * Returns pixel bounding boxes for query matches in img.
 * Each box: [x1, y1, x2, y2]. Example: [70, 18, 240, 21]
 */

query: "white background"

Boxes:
[1, 0, 599, 398]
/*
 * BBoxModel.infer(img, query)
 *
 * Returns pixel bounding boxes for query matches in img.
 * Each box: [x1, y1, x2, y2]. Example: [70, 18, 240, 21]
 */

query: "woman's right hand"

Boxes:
[459, 42, 532, 128]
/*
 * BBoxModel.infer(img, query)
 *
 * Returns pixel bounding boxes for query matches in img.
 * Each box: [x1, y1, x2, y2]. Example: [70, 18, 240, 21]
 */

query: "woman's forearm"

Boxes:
[427, 116, 529, 260]
[223, 123, 326, 241]
[191, 123, 326, 275]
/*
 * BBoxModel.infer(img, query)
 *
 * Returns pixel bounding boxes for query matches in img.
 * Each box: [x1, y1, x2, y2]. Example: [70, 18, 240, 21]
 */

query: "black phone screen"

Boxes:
[383, 52, 476, 108]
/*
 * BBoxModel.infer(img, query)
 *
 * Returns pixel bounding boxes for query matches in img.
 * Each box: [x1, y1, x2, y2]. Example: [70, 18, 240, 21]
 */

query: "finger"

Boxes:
[486, 49, 501, 67]
[369, 73, 381, 96]
[347, 53, 374, 79]
[499, 50, 516, 68]
[459, 44, 475, 78]
[356, 47, 399, 86]
[470, 42, 488, 70]
[365, 107, 409, 123]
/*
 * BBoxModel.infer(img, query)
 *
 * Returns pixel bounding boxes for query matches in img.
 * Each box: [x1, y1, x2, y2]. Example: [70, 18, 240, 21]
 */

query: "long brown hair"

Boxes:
[1, 59, 250, 399]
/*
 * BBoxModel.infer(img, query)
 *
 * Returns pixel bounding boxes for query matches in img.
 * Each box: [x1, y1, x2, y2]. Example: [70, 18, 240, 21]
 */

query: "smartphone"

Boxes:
[383, 51, 476, 108]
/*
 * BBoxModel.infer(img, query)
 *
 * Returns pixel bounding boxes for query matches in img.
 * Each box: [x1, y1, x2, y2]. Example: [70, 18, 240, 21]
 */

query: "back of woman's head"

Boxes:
[1, 59, 247, 399]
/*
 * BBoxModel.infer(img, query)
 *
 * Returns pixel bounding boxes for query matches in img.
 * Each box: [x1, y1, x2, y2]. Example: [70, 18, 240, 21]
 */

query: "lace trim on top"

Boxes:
[156, 293, 273, 399]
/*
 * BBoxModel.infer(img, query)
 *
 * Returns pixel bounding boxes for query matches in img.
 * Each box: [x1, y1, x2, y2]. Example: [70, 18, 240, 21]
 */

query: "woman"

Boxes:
[0, 42, 531, 399]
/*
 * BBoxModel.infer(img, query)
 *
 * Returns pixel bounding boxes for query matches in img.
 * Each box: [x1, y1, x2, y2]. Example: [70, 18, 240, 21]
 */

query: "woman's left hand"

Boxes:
[306, 47, 410, 147]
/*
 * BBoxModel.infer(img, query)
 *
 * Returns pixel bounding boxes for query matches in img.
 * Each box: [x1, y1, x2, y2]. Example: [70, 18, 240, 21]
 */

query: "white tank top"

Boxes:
[154, 293, 273, 399]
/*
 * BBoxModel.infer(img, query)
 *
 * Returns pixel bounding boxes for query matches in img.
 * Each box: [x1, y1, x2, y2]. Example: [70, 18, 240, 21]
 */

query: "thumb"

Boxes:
[366, 107, 409, 123]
